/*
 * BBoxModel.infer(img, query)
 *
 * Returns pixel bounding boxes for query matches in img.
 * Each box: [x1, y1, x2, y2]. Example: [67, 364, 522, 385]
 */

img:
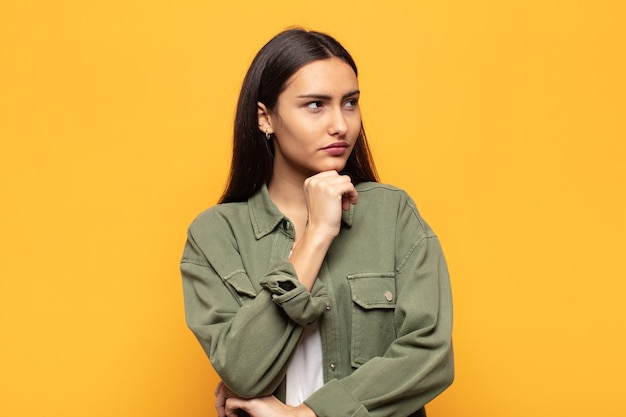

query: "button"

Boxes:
[325, 305, 331, 312]
[282, 220, 290, 230]
[329, 363, 336, 371]
[384, 291, 393, 302]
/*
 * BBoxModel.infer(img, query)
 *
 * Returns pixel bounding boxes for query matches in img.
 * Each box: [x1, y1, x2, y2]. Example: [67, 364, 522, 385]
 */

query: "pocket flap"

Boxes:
[223, 270, 257, 298]
[347, 272, 396, 309]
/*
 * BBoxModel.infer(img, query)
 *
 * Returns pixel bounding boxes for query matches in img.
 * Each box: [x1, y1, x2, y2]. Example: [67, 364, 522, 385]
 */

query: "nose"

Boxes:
[328, 106, 348, 136]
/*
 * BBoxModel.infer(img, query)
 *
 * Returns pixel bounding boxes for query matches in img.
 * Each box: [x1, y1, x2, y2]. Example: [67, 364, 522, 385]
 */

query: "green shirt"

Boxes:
[181, 182, 454, 417]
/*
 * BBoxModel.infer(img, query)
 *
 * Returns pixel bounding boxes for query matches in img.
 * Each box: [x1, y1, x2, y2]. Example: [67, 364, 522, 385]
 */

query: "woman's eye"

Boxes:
[344, 98, 358, 108]
[307, 101, 323, 109]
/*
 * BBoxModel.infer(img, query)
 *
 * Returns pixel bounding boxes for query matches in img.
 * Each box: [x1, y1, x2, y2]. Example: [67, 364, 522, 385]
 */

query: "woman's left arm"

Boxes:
[305, 197, 454, 417]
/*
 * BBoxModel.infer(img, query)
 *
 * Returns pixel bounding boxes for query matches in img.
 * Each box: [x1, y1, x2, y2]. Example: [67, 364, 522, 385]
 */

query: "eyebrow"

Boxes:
[297, 89, 360, 100]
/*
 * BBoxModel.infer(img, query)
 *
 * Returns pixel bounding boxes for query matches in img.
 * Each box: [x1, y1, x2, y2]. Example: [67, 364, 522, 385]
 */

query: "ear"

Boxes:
[257, 102, 273, 135]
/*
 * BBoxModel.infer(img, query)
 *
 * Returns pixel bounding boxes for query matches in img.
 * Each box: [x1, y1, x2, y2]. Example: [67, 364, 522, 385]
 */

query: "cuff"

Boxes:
[305, 379, 370, 417]
[260, 260, 330, 326]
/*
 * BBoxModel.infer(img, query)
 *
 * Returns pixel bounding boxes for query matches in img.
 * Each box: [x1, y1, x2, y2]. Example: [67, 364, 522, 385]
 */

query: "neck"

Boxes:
[268, 170, 307, 211]
[268, 171, 309, 241]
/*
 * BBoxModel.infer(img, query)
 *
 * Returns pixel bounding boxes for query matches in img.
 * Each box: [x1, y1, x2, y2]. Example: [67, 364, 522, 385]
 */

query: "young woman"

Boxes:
[181, 28, 454, 417]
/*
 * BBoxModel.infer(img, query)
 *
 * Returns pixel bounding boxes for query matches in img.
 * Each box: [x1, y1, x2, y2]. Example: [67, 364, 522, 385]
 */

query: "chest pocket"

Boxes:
[347, 272, 397, 367]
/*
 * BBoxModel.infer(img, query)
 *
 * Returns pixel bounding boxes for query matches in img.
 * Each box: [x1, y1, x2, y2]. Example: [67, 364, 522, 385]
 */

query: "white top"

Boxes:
[284, 321, 324, 406]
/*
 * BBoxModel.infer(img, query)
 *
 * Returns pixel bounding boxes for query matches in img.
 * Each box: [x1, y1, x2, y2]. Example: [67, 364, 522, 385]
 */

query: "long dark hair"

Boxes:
[219, 28, 379, 203]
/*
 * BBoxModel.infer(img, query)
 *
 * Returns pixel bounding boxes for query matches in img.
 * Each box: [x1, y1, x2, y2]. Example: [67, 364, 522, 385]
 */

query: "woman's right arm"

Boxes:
[182, 172, 356, 398]
[181, 212, 330, 398]
[288, 171, 358, 290]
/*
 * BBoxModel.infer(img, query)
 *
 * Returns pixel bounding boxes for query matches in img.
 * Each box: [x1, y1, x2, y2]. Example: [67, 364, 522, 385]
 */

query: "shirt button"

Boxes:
[282, 220, 290, 230]
[385, 290, 393, 302]
[329, 363, 336, 371]
[325, 305, 331, 312]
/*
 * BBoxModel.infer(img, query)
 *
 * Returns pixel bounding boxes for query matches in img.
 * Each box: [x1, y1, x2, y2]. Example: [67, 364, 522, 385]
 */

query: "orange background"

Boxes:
[1, 1, 625, 416]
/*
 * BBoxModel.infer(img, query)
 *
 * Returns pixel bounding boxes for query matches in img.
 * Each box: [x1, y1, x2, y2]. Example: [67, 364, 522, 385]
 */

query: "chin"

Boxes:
[325, 159, 349, 172]
[304, 156, 350, 176]
[319, 164, 347, 174]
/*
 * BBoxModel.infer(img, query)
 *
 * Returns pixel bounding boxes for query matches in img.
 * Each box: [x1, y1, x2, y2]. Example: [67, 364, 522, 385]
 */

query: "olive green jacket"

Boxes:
[181, 182, 454, 417]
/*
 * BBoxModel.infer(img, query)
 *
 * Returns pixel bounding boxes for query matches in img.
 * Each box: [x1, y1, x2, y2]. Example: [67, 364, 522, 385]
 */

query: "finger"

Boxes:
[225, 398, 246, 417]
[345, 187, 358, 205]
[215, 384, 226, 417]
[342, 194, 354, 211]
[214, 381, 223, 396]
[306, 175, 353, 196]
[223, 402, 237, 417]
[304, 172, 336, 191]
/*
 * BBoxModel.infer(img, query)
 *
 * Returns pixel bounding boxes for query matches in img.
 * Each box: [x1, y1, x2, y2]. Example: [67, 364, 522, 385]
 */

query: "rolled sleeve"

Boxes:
[261, 260, 330, 326]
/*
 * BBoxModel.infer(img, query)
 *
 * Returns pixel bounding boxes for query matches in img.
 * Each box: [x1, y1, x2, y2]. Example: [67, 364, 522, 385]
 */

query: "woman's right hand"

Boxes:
[303, 170, 358, 239]
[288, 171, 357, 290]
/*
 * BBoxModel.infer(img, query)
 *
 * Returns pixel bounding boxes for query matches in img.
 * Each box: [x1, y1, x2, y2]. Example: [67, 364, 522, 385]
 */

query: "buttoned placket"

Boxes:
[316, 260, 341, 382]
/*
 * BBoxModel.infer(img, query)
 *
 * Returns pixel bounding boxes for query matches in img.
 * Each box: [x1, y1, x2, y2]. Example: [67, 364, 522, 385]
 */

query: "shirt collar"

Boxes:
[248, 184, 354, 240]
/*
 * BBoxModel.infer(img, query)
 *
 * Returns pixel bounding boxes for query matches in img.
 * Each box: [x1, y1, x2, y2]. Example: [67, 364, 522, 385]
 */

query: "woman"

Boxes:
[181, 28, 454, 417]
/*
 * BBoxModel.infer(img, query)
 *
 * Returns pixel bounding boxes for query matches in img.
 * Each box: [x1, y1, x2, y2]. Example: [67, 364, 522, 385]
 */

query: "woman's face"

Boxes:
[261, 57, 361, 182]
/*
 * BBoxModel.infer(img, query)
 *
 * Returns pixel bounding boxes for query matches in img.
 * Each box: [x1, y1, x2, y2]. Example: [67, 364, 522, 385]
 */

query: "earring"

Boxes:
[265, 130, 271, 140]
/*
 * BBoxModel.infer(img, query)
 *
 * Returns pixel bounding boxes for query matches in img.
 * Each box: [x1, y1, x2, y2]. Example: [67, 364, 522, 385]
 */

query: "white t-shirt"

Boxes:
[284, 321, 324, 406]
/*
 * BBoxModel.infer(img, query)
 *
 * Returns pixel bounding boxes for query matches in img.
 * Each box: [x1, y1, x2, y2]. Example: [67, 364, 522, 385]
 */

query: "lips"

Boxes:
[322, 142, 349, 150]
[321, 142, 349, 156]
